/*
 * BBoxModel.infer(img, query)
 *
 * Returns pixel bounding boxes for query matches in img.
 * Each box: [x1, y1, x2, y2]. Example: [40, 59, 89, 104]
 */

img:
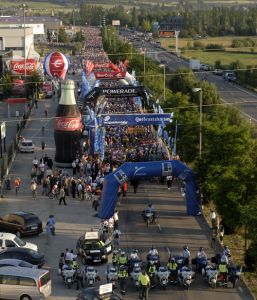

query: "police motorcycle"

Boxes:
[157, 266, 170, 289]
[204, 263, 219, 288]
[192, 247, 208, 274]
[146, 247, 161, 270]
[177, 265, 195, 290]
[130, 260, 142, 290]
[61, 261, 78, 289]
[106, 265, 118, 288]
[229, 265, 243, 288]
[85, 266, 100, 286]
[142, 204, 156, 227]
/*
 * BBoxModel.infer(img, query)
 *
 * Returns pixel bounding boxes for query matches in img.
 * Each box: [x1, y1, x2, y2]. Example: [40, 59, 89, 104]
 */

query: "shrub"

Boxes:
[205, 43, 224, 51]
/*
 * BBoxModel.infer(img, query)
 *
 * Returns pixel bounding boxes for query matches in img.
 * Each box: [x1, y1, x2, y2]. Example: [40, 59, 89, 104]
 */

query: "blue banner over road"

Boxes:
[97, 113, 173, 127]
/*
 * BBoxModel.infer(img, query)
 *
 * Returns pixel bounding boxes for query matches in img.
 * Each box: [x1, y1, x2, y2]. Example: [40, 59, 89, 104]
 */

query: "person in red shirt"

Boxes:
[14, 177, 21, 196]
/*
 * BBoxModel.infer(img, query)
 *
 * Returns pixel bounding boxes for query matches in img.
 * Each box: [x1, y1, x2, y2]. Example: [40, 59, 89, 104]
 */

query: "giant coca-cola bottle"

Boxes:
[54, 80, 82, 167]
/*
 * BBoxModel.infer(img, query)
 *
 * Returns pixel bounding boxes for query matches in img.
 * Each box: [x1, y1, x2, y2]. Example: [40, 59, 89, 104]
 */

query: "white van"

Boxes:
[0, 266, 51, 300]
[0, 232, 38, 252]
[18, 139, 35, 153]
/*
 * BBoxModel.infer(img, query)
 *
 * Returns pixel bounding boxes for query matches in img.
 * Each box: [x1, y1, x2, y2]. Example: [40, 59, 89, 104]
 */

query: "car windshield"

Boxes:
[84, 241, 104, 250]
[21, 142, 33, 146]
[14, 236, 26, 246]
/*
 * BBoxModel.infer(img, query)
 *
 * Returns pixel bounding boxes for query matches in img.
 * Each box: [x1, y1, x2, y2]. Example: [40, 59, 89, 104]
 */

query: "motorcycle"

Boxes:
[178, 266, 195, 290]
[172, 255, 185, 269]
[205, 264, 219, 288]
[62, 267, 76, 289]
[229, 265, 243, 288]
[85, 266, 99, 286]
[142, 209, 155, 227]
[194, 257, 208, 274]
[147, 253, 160, 270]
[130, 262, 142, 290]
[157, 266, 170, 289]
[106, 265, 118, 288]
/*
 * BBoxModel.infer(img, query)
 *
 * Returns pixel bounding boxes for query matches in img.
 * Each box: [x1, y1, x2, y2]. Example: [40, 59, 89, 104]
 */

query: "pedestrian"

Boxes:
[166, 175, 173, 190]
[14, 177, 21, 196]
[35, 99, 38, 109]
[113, 210, 119, 230]
[72, 160, 76, 175]
[59, 187, 67, 205]
[32, 157, 38, 169]
[92, 195, 99, 211]
[42, 177, 48, 196]
[44, 109, 48, 118]
[219, 224, 224, 246]
[122, 181, 128, 197]
[76, 265, 85, 290]
[45, 221, 52, 245]
[31, 181, 37, 198]
[113, 229, 121, 247]
[41, 141, 46, 151]
[210, 209, 219, 235]
[48, 215, 56, 236]
[138, 269, 150, 300]
[42, 126, 45, 136]
[131, 178, 139, 194]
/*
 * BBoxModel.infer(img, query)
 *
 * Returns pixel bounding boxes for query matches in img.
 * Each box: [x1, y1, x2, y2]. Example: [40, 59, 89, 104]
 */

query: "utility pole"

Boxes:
[22, 3, 26, 79]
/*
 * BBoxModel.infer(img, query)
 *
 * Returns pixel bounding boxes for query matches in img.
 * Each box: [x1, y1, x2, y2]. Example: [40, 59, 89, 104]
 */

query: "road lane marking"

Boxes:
[157, 223, 162, 231]
[166, 247, 171, 256]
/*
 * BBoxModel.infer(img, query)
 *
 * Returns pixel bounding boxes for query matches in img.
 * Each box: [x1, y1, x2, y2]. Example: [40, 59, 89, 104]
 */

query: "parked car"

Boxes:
[0, 248, 45, 268]
[213, 69, 223, 76]
[0, 266, 51, 300]
[76, 232, 112, 264]
[18, 139, 35, 153]
[76, 287, 122, 300]
[0, 212, 43, 237]
[0, 232, 38, 252]
[0, 259, 37, 268]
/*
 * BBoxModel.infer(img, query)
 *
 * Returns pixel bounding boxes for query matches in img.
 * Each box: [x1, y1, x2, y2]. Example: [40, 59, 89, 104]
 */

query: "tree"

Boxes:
[131, 7, 139, 29]
[1, 73, 12, 97]
[142, 19, 151, 32]
[58, 27, 69, 43]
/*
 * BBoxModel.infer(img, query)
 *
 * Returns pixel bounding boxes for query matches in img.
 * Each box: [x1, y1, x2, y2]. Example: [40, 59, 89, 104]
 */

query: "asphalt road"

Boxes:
[123, 30, 257, 124]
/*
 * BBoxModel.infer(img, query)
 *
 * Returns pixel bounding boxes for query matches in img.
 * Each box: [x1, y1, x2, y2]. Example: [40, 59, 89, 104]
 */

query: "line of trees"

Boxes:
[103, 27, 257, 270]
[59, 4, 257, 37]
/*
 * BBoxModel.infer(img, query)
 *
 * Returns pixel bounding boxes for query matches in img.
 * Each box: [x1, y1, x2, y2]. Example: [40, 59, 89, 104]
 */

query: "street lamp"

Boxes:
[192, 88, 202, 159]
[159, 64, 166, 101]
[22, 3, 27, 79]
[128, 42, 132, 59]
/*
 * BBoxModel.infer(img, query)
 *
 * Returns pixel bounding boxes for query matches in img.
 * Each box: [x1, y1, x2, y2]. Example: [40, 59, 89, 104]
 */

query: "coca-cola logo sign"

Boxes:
[10, 59, 37, 75]
[55, 117, 82, 131]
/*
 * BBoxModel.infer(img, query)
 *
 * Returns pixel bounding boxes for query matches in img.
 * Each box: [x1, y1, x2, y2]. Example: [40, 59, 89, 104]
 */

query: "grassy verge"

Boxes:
[203, 202, 257, 298]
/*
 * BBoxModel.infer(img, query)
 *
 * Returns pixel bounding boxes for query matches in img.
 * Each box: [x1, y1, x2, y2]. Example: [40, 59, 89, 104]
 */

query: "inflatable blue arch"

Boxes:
[98, 160, 200, 219]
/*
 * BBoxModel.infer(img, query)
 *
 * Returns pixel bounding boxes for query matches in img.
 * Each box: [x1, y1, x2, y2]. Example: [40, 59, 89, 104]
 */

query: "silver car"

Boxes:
[0, 259, 37, 268]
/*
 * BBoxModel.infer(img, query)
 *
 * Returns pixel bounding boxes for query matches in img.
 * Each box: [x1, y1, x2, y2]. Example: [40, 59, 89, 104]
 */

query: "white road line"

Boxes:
[238, 286, 243, 293]
[166, 247, 171, 256]
[157, 224, 162, 231]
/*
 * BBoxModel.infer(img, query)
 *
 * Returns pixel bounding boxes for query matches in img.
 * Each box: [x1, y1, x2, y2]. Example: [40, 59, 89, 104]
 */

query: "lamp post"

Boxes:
[129, 42, 132, 59]
[159, 64, 166, 101]
[192, 88, 202, 159]
[22, 3, 26, 79]
[143, 50, 146, 84]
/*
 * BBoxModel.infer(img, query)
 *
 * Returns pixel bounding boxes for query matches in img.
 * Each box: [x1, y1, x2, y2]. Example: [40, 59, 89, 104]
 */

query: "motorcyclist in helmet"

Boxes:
[148, 246, 158, 256]
[220, 245, 230, 265]
[167, 257, 178, 283]
[130, 249, 139, 260]
[182, 245, 190, 265]
[197, 247, 208, 273]
[118, 251, 128, 267]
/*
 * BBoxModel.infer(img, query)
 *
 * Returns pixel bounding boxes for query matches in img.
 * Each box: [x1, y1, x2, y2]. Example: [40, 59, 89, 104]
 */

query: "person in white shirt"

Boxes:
[130, 249, 139, 260]
[32, 157, 38, 169]
[182, 246, 190, 265]
[113, 210, 119, 229]
[148, 246, 158, 256]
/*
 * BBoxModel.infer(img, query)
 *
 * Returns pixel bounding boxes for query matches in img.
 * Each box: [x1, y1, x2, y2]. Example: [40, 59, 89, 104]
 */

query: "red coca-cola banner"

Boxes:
[10, 59, 37, 75]
[55, 117, 82, 131]
[94, 71, 126, 79]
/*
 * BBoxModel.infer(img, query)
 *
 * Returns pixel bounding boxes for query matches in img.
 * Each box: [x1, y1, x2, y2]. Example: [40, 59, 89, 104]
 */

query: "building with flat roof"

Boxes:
[0, 27, 34, 58]
[0, 15, 62, 31]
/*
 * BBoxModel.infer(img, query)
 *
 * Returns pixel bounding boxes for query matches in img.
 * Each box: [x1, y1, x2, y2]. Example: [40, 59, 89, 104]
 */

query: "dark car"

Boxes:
[76, 287, 122, 300]
[0, 248, 45, 268]
[0, 212, 42, 237]
[76, 232, 112, 264]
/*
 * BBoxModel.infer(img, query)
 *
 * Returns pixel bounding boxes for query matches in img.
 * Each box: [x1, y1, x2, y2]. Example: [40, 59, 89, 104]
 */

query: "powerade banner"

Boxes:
[100, 86, 145, 98]
[99, 113, 173, 127]
[94, 72, 126, 79]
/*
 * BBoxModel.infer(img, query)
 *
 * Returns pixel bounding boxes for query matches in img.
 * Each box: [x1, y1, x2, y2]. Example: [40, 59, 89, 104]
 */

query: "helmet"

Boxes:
[224, 245, 228, 250]
[199, 247, 204, 251]
[121, 251, 125, 256]
[133, 249, 138, 253]
[148, 203, 152, 207]
[170, 257, 175, 262]
[119, 265, 125, 271]
[184, 245, 188, 250]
